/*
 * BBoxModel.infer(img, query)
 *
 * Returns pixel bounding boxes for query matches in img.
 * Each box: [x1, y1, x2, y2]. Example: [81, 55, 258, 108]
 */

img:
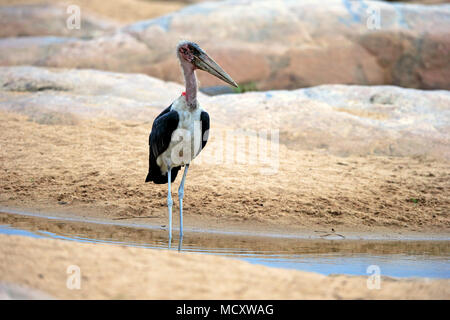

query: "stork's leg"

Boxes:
[178, 164, 189, 237]
[167, 168, 173, 243]
[178, 234, 183, 252]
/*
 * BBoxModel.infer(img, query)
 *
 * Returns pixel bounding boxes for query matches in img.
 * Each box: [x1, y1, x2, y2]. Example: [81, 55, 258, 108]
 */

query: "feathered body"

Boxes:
[146, 95, 210, 184]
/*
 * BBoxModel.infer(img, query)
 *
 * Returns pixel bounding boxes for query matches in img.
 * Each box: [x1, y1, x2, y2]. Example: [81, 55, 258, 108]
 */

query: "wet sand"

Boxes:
[1, 211, 449, 279]
[1, 233, 449, 299]
[2, 211, 449, 257]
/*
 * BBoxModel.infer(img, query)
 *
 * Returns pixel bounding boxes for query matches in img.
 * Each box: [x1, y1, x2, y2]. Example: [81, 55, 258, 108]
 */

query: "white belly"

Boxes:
[157, 97, 204, 173]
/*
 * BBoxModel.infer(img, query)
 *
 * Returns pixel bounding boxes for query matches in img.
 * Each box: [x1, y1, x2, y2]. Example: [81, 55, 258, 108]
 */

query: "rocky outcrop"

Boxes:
[0, 0, 449, 90]
[1, 66, 448, 159]
[209, 85, 450, 159]
[0, 66, 183, 122]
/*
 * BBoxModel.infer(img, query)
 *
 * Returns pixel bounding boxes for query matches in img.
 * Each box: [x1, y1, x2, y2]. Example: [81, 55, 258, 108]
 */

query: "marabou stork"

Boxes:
[145, 41, 237, 240]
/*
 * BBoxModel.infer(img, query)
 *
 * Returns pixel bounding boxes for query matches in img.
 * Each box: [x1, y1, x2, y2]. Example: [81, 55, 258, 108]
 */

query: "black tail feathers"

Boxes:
[145, 166, 180, 184]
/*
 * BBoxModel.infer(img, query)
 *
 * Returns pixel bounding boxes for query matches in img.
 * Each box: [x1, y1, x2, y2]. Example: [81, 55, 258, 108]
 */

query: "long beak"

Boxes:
[194, 53, 238, 87]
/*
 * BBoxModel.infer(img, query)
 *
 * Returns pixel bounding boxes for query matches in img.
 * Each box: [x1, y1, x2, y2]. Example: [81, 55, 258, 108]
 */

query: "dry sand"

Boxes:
[0, 111, 448, 237]
[1, 234, 448, 299]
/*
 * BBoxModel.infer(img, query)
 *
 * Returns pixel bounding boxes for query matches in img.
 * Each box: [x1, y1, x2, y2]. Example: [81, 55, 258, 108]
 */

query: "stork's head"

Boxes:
[177, 41, 238, 87]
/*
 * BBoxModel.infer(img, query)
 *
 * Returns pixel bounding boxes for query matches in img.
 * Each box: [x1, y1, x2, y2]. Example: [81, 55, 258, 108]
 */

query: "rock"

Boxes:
[0, 66, 185, 122]
[0, 66, 448, 160]
[50, 0, 185, 24]
[0, 0, 449, 90]
[0, 4, 120, 38]
[208, 85, 450, 159]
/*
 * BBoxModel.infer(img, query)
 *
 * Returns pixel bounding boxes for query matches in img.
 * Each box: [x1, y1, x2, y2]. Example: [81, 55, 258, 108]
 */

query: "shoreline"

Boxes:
[1, 206, 449, 241]
[1, 233, 449, 299]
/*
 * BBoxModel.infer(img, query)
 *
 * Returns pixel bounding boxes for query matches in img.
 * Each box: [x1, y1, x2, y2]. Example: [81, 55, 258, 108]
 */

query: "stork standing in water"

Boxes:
[146, 41, 237, 241]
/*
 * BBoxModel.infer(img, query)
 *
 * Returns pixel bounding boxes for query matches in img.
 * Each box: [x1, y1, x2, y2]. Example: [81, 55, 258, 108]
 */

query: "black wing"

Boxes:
[200, 111, 210, 150]
[145, 105, 181, 184]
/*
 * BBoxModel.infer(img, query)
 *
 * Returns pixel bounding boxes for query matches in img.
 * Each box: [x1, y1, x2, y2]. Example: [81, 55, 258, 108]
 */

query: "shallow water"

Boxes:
[1, 212, 449, 278]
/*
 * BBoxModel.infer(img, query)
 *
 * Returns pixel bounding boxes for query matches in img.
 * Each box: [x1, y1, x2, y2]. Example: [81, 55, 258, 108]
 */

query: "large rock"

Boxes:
[0, 4, 120, 38]
[0, 0, 449, 90]
[209, 85, 450, 159]
[0, 66, 184, 122]
[0, 66, 448, 159]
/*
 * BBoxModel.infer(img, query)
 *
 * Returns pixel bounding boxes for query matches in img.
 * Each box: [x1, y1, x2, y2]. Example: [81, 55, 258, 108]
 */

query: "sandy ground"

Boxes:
[1, 0, 448, 301]
[0, 0, 185, 23]
[1, 234, 448, 299]
[0, 111, 448, 238]
[0, 99, 448, 299]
